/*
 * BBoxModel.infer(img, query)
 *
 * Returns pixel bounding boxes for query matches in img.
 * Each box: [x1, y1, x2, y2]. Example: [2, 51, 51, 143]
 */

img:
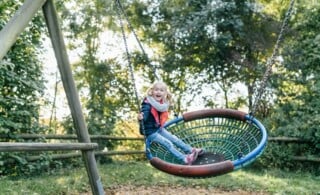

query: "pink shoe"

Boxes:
[194, 148, 205, 156]
[184, 149, 198, 165]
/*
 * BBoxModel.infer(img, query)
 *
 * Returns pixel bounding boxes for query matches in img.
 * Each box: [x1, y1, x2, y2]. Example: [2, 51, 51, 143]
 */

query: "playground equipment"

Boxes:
[115, 0, 295, 177]
[147, 108, 267, 177]
[0, 1, 103, 194]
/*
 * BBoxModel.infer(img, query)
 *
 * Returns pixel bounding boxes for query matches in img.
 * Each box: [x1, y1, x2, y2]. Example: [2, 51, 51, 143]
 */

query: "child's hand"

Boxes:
[137, 112, 144, 120]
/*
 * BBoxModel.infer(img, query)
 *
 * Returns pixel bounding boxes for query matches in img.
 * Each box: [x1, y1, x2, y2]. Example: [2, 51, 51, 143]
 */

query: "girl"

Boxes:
[138, 81, 203, 165]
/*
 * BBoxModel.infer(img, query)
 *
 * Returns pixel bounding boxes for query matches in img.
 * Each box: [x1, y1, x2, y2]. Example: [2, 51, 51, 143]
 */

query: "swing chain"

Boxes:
[250, 0, 295, 116]
[115, 0, 140, 109]
[115, 0, 148, 135]
[115, 0, 159, 81]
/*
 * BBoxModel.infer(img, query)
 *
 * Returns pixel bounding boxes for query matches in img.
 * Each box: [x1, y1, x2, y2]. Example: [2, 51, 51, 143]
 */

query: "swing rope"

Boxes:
[250, 0, 295, 116]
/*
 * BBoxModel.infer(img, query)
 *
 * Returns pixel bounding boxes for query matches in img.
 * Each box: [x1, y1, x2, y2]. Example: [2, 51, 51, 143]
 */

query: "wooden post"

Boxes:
[42, 1, 104, 194]
[0, 0, 47, 60]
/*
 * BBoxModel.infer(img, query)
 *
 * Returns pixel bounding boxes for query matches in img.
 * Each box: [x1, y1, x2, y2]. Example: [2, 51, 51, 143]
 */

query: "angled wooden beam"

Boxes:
[42, 1, 104, 194]
[0, 0, 47, 60]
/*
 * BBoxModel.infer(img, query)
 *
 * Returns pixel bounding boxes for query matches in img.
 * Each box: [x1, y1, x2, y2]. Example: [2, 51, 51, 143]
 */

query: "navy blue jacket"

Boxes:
[139, 101, 161, 136]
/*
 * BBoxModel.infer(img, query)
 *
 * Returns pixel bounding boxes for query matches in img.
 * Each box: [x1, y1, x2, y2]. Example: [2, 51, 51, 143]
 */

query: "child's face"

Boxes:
[152, 83, 167, 102]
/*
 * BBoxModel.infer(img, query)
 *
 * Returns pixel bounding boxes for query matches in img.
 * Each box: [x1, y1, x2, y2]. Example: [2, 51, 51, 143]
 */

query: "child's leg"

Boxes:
[147, 132, 186, 162]
[158, 128, 193, 154]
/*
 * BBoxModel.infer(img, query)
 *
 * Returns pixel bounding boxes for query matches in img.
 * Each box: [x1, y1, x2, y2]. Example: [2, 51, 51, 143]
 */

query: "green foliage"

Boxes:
[0, 0, 45, 133]
[57, 1, 133, 164]
[111, 119, 145, 162]
[0, 151, 64, 176]
[124, 0, 283, 111]
[0, 0, 48, 176]
[60, 0, 134, 136]
[261, 4, 320, 171]
[256, 142, 320, 175]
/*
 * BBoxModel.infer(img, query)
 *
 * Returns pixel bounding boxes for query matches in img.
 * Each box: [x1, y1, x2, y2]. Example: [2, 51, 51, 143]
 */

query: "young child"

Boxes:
[138, 81, 203, 165]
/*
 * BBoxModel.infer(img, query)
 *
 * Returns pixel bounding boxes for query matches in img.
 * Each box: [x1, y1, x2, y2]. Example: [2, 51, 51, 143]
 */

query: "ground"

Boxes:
[105, 185, 267, 195]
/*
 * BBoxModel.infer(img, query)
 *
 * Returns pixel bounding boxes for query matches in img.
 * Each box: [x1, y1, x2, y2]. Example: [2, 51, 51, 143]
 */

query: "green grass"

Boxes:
[1, 161, 319, 194]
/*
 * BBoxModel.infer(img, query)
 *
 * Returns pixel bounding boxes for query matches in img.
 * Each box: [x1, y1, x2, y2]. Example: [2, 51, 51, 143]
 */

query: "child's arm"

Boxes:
[139, 101, 151, 122]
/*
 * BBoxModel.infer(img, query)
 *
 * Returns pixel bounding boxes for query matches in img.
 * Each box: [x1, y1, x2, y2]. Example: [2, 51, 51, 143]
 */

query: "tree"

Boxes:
[120, 0, 284, 115]
[0, 1, 45, 135]
[59, 0, 134, 147]
[263, 3, 320, 172]
[0, 0, 47, 175]
[271, 5, 320, 144]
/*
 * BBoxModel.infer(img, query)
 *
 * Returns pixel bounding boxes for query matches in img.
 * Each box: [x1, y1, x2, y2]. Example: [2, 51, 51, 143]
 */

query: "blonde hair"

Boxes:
[146, 81, 173, 104]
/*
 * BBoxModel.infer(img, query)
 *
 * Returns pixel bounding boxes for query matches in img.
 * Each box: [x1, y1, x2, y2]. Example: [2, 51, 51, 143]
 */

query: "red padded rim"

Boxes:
[183, 109, 247, 122]
[150, 157, 234, 178]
